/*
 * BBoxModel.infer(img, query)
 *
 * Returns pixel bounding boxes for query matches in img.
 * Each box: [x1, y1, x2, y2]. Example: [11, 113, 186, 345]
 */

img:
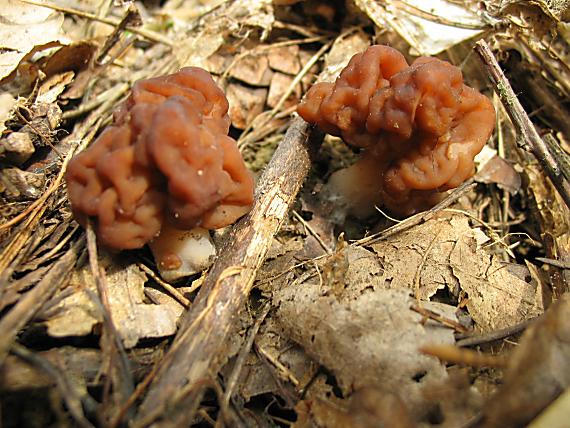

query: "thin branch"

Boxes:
[474, 39, 570, 209]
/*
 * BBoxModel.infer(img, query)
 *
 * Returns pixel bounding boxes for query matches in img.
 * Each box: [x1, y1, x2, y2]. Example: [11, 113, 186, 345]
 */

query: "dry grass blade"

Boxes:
[0, 237, 83, 364]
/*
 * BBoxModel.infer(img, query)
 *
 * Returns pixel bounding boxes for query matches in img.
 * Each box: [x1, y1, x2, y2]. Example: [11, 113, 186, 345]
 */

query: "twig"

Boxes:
[355, 180, 476, 246]
[137, 263, 190, 308]
[411, 304, 470, 334]
[536, 257, 570, 270]
[292, 210, 332, 254]
[474, 39, 570, 209]
[96, 5, 142, 65]
[456, 316, 540, 347]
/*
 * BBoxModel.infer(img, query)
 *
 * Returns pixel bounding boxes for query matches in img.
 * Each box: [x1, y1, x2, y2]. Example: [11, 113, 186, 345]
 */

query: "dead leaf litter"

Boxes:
[1, 0, 570, 426]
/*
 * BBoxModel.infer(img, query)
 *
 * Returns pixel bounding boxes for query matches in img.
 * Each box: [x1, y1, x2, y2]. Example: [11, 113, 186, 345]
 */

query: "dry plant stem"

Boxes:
[536, 257, 570, 270]
[85, 224, 134, 419]
[0, 237, 83, 365]
[137, 263, 190, 308]
[410, 304, 469, 334]
[420, 344, 507, 368]
[456, 316, 540, 347]
[474, 40, 570, 210]
[96, 5, 142, 64]
[133, 117, 320, 426]
[21, 0, 173, 46]
[11, 343, 94, 428]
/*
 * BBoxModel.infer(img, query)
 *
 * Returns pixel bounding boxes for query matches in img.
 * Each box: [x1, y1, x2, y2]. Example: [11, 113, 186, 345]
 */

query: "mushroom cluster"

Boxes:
[66, 67, 254, 278]
[298, 45, 496, 218]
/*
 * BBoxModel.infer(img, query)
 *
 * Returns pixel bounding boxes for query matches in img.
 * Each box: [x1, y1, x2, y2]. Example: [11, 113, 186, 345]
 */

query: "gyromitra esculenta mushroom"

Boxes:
[66, 67, 254, 280]
[297, 45, 496, 219]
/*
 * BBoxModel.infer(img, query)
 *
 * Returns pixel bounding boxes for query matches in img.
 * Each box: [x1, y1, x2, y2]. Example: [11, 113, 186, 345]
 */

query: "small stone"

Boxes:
[1, 132, 35, 164]
[1, 167, 45, 200]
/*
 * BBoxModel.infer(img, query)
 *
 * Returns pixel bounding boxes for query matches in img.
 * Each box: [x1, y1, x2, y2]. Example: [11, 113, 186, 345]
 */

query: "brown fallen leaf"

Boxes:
[1, 131, 35, 165]
[229, 53, 273, 86]
[475, 294, 570, 428]
[268, 44, 301, 75]
[267, 72, 301, 109]
[44, 254, 183, 348]
[0, 0, 65, 82]
[369, 214, 543, 331]
[475, 153, 521, 194]
[294, 387, 416, 428]
[225, 83, 267, 129]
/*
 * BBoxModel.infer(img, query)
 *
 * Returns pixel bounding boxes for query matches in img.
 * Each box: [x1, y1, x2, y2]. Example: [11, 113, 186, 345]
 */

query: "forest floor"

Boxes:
[1, 0, 570, 427]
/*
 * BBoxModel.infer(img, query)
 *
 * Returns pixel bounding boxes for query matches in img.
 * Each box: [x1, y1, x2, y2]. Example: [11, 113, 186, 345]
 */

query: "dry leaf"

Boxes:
[369, 215, 544, 331]
[0, 0, 66, 82]
[476, 153, 521, 194]
[0, 167, 45, 200]
[274, 257, 458, 420]
[0, 132, 35, 165]
[45, 255, 182, 348]
[267, 72, 301, 108]
[294, 387, 415, 428]
[267, 45, 301, 75]
[353, 0, 488, 55]
[230, 54, 273, 86]
[0, 93, 16, 134]
[36, 71, 75, 104]
[226, 83, 267, 129]
[476, 294, 570, 427]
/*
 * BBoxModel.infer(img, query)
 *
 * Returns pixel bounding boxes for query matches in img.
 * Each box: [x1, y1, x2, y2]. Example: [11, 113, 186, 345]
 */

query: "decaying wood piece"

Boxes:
[474, 39, 570, 209]
[133, 117, 321, 426]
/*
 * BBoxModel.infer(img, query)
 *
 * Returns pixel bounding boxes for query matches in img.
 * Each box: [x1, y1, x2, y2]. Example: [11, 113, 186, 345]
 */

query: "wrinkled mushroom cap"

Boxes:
[66, 67, 254, 249]
[298, 45, 495, 215]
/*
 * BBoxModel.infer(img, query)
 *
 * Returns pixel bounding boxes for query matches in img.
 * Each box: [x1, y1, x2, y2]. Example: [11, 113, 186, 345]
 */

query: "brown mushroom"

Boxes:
[66, 67, 254, 279]
[297, 45, 496, 219]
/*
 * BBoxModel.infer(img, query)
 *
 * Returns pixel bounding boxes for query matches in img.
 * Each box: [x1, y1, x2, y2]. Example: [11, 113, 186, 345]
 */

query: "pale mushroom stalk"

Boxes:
[148, 225, 216, 282]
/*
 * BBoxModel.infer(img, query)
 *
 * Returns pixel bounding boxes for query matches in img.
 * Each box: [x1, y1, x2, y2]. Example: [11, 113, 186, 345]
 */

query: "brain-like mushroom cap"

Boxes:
[66, 67, 254, 249]
[297, 45, 496, 214]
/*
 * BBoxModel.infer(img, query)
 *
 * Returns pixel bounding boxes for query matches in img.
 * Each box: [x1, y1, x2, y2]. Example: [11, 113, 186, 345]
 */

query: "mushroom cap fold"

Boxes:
[297, 45, 496, 215]
[66, 67, 254, 249]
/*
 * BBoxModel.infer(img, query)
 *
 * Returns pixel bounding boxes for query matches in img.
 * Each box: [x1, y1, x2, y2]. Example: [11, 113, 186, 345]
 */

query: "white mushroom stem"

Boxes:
[149, 225, 216, 282]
